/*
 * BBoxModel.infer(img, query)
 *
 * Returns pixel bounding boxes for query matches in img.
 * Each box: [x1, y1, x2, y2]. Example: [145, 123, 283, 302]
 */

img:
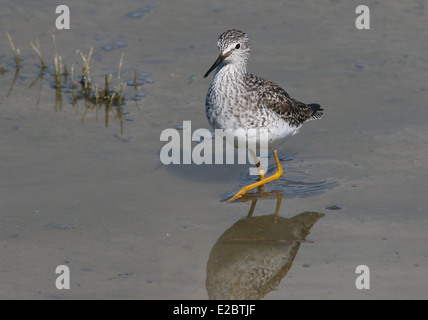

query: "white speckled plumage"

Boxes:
[204, 29, 323, 149]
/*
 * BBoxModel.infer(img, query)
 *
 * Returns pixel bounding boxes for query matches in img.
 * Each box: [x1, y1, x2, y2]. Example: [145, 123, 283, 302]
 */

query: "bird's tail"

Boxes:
[308, 103, 323, 120]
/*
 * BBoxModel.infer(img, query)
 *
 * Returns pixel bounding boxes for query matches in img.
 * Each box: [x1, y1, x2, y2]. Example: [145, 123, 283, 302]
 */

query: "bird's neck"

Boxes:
[214, 62, 247, 83]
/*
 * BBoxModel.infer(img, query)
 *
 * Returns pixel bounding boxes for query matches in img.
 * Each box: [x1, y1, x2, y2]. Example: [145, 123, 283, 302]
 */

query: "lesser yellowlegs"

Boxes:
[204, 29, 323, 203]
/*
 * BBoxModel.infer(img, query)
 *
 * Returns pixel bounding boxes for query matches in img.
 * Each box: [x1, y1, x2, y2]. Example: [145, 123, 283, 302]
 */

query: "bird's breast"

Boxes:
[206, 73, 260, 130]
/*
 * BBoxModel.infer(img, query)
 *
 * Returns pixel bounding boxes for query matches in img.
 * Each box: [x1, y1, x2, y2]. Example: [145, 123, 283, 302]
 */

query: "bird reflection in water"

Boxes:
[206, 192, 324, 300]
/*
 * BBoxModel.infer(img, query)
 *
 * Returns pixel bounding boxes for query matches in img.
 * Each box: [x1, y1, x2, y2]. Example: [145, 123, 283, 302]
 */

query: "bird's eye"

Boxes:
[235, 43, 240, 49]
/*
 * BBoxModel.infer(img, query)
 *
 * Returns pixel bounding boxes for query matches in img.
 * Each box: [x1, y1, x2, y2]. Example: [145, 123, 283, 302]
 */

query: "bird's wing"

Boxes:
[246, 74, 323, 127]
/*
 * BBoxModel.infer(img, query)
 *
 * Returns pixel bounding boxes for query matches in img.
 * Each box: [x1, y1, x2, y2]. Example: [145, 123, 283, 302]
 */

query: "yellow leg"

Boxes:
[225, 149, 284, 203]
[256, 159, 265, 192]
[248, 149, 265, 191]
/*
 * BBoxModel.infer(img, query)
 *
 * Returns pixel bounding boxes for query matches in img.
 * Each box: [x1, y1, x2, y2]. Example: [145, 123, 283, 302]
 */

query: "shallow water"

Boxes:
[1, 0, 427, 299]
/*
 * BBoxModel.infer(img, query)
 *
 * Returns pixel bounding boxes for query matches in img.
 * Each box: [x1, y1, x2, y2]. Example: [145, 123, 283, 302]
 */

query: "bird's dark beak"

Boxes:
[203, 53, 225, 78]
